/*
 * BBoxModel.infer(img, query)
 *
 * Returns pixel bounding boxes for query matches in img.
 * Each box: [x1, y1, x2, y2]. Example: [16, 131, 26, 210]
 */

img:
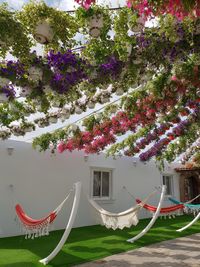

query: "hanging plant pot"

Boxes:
[49, 115, 58, 123]
[88, 101, 95, 109]
[126, 43, 132, 57]
[88, 14, 104, 38]
[60, 108, 70, 122]
[24, 126, 34, 133]
[28, 67, 43, 83]
[52, 100, 61, 108]
[75, 106, 83, 115]
[0, 130, 11, 140]
[18, 86, 32, 97]
[43, 85, 52, 94]
[34, 20, 54, 44]
[37, 118, 50, 128]
[0, 93, 9, 103]
[0, 40, 6, 49]
[128, 15, 145, 33]
[101, 96, 110, 104]
[115, 88, 124, 96]
[0, 77, 10, 87]
[12, 126, 25, 137]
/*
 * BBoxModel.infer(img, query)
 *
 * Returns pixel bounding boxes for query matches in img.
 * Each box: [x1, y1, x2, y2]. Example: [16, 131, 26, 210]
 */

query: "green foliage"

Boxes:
[17, 0, 78, 51]
[75, 5, 112, 39]
[0, 3, 32, 60]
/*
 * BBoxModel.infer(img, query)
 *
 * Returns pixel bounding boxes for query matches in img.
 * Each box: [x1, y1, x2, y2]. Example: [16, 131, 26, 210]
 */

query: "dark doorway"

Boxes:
[186, 176, 200, 204]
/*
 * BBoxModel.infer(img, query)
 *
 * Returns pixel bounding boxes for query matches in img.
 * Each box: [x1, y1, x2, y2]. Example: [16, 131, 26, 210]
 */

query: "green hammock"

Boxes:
[169, 197, 200, 212]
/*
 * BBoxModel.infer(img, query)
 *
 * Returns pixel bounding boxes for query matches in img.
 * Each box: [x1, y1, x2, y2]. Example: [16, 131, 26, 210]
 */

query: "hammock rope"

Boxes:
[15, 188, 73, 239]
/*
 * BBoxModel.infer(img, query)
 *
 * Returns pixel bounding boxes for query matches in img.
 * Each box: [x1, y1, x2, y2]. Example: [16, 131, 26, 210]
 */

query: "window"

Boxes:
[162, 175, 173, 196]
[91, 169, 112, 199]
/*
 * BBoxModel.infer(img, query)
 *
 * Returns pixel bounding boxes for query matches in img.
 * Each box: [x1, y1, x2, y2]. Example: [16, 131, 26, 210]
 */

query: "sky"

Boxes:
[0, 0, 127, 10]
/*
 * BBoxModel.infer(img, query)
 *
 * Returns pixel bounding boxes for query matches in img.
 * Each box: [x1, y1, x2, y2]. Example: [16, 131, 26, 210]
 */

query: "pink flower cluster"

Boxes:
[127, 0, 200, 20]
[75, 0, 96, 9]
[57, 70, 200, 156]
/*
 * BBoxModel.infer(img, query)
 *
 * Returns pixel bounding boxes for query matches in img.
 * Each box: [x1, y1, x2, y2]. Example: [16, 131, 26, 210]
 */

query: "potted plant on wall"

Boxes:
[17, 0, 78, 50]
[75, 5, 111, 38]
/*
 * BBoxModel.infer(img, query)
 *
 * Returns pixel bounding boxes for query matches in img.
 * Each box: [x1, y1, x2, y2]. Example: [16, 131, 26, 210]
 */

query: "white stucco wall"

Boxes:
[0, 140, 180, 238]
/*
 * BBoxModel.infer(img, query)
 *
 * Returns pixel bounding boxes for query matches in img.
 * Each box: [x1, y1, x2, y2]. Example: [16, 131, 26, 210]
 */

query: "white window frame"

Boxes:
[90, 168, 113, 200]
[162, 174, 174, 196]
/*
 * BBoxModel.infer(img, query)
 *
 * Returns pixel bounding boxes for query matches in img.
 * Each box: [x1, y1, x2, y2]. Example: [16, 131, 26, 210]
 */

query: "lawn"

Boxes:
[0, 215, 200, 267]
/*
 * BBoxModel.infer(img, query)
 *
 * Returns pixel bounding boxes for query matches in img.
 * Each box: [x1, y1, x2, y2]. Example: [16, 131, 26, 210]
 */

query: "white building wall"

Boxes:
[0, 140, 180, 238]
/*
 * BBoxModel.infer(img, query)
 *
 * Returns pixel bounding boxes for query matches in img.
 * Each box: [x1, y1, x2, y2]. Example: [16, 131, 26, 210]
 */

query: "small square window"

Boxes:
[91, 169, 112, 199]
[163, 175, 173, 196]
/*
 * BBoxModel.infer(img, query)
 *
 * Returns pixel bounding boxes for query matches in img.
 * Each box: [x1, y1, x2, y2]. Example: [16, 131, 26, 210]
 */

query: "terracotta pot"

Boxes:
[34, 20, 54, 44]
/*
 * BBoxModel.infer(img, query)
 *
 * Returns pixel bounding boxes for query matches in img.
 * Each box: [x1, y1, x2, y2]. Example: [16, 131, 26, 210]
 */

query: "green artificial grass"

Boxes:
[0, 215, 200, 267]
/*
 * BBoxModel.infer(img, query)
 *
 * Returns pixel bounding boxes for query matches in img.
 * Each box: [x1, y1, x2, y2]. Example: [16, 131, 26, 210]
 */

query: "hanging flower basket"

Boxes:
[60, 107, 71, 121]
[11, 125, 25, 136]
[75, 6, 111, 39]
[34, 20, 54, 44]
[18, 86, 32, 97]
[28, 67, 43, 83]
[17, 1, 77, 50]
[36, 118, 50, 128]
[88, 14, 104, 37]
[0, 93, 9, 103]
[75, 106, 83, 115]
[115, 88, 124, 96]
[128, 14, 145, 33]
[0, 130, 11, 140]
[88, 100, 95, 109]
[48, 113, 58, 123]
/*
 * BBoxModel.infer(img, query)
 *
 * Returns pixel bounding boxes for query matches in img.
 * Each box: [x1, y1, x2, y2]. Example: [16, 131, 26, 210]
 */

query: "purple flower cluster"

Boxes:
[99, 56, 123, 78]
[139, 109, 200, 162]
[0, 61, 25, 82]
[0, 85, 16, 98]
[139, 138, 169, 161]
[47, 50, 81, 71]
[47, 50, 87, 94]
[136, 123, 171, 150]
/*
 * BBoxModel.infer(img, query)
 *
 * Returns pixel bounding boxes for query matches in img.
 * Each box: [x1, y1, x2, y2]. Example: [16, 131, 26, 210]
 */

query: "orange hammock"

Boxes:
[15, 204, 57, 226]
[136, 199, 184, 214]
[15, 190, 72, 239]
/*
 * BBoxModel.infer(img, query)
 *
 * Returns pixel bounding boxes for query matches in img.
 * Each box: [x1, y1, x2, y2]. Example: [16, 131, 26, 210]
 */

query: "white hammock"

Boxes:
[88, 190, 157, 230]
